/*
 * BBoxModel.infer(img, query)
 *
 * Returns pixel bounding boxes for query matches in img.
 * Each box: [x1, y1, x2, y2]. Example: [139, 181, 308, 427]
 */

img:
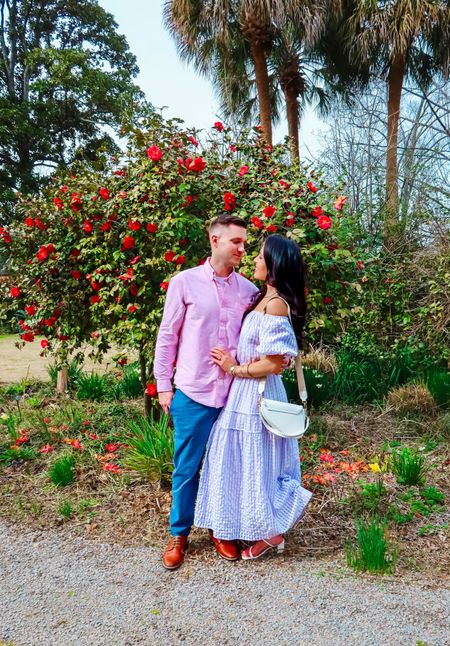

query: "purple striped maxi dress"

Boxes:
[194, 311, 312, 541]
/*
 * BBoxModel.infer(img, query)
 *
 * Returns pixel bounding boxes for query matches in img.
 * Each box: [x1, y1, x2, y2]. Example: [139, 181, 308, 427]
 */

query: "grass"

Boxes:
[124, 413, 173, 482]
[346, 516, 397, 574]
[48, 455, 75, 487]
[76, 372, 110, 401]
[391, 447, 426, 486]
[58, 500, 73, 519]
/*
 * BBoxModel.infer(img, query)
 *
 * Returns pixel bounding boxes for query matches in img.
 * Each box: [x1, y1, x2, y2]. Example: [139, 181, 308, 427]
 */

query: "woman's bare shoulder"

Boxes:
[265, 297, 289, 317]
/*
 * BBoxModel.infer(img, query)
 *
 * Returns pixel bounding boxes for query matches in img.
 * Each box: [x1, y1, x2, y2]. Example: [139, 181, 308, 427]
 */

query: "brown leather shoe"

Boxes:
[209, 530, 239, 561]
[162, 535, 188, 570]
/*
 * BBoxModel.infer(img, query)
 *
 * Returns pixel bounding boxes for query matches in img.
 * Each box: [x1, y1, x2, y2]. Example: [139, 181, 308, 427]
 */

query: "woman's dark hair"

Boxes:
[245, 235, 306, 346]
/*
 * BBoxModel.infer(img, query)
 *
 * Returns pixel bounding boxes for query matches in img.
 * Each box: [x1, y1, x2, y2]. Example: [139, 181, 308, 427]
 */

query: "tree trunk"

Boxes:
[139, 350, 152, 418]
[385, 54, 406, 244]
[250, 40, 272, 146]
[284, 86, 300, 164]
[56, 366, 69, 393]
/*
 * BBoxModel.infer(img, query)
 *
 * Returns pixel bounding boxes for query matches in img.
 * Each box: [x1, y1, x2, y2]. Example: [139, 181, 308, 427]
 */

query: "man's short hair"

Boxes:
[209, 213, 247, 234]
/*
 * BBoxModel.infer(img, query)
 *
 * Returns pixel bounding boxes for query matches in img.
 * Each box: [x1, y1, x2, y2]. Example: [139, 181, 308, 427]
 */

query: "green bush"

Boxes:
[426, 369, 450, 409]
[391, 447, 426, 486]
[346, 516, 397, 574]
[113, 363, 143, 400]
[48, 455, 75, 487]
[124, 413, 173, 482]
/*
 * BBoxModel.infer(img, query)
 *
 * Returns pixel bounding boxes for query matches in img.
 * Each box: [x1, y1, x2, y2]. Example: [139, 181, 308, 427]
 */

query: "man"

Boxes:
[154, 213, 257, 570]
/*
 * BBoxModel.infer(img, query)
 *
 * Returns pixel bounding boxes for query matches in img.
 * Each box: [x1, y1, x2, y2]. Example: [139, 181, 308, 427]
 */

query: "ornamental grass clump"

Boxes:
[76, 372, 110, 401]
[391, 446, 426, 486]
[386, 383, 437, 416]
[124, 413, 173, 482]
[48, 454, 75, 487]
[426, 369, 450, 409]
[346, 516, 397, 574]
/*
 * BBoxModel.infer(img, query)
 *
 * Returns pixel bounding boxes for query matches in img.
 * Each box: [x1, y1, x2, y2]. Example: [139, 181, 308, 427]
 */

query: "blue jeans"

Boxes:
[169, 389, 222, 536]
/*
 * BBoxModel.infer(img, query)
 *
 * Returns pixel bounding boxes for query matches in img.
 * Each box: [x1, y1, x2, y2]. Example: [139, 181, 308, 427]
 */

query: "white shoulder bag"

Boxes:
[258, 298, 310, 439]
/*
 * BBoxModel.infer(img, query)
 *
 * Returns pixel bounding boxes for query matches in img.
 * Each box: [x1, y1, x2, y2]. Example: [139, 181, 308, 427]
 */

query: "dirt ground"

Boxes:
[0, 335, 133, 384]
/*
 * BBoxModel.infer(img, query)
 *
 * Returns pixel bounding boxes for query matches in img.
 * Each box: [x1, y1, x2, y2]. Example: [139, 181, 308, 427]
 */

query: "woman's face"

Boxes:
[254, 246, 268, 281]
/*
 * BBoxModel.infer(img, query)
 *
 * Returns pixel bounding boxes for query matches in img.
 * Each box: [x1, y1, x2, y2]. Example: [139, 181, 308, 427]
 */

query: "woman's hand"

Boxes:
[209, 347, 237, 373]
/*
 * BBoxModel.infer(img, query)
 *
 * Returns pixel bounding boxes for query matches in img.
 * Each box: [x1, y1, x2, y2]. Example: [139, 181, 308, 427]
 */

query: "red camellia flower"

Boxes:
[160, 281, 169, 291]
[307, 181, 317, 193]
[40, 339, 49, 348]
[285, 213, 295, 227]
[83, 220, 93, 234]
[21, 332, 34, 342]
[46, 243, 56, 253]
[105, 443, 119, 453]
[187, 156, 206, 172]
[146, 383, 157, 397]
[70, 193, 82, 212]
[213, 121, 224, 132]
[64, 438, 83, 450]
[238, 165, 249, 176]
[262, 205, 276, 218]
[146, 223, 158, 233]
[129, 220, 142, 231]
[25, 217, 35, 227]
[35, 217, 45, 230]
[147, 145, 163, 161]
[189, 135, 199, 147]
[59, 335, 69, 341]
[357, 260, 364, 270]
[229, 145, 237, 152]
[334, 195, 347, 210]
[175, 255, 186, 265]
[91, 295, 101, 304]
[317, 215, 332, 230]
[129, 284, 139, 297]
[70, 270, 82, 280]
[70, 248, 81, 257]
[10, 286, 21, 298]
[39, 444, 54, 454]
[164, 250, 176, 262]
[223, 191, 236, 211]
[16, 436, 29, 446]
[99, 188, 110, 200]
[251, 216, 263, 229]
[54, 196, 63, 210]
[121, 235, 135, 250]
[322, 296, 333, 305]
[25, 305, 36, 315]
[101, 221, 112, 232]
[320, 452, 334, 463]
[128, 304, 136, 313]
[311, 206, 323, 218]
[266, 224, 278, 232]
[279, 180, 290, 189]
[117, 357, 127, 366]
[36, 246, 49, 262]
[103, 463, 121, 473]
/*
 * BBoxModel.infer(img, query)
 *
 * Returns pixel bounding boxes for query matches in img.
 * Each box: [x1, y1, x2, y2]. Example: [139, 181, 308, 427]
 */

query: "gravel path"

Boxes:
[0, 521, 449, 646]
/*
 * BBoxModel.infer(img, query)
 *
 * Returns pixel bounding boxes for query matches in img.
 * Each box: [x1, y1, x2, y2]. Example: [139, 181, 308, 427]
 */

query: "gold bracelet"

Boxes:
[230, 365, 236, 376]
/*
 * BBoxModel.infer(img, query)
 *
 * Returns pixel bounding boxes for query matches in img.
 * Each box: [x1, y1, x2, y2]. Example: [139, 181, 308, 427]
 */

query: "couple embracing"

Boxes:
[154, 213, 312, 570]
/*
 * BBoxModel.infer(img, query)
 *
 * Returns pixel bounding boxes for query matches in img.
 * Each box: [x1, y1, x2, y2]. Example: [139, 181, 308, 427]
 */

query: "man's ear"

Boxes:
[210, 233, 219, 247]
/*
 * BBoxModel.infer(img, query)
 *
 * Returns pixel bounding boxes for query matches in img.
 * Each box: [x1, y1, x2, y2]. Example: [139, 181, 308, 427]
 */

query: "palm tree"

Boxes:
[346, 0, 450, 242]
[163, 0, 324, 147]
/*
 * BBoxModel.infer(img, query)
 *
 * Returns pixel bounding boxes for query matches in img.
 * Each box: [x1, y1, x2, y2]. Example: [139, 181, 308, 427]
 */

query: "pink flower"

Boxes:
[105, 443, 119, 453]
[334, 196, 347, 210]
[147, 146, 163, 161]
[39, 444, 54, 454]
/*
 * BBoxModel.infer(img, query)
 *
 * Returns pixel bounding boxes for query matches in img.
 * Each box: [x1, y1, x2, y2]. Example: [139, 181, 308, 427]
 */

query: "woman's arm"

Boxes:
[209, 349, 284, 378]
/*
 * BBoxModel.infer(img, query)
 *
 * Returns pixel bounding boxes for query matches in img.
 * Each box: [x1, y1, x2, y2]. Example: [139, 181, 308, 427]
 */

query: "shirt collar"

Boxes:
[204, 257, 235, 283]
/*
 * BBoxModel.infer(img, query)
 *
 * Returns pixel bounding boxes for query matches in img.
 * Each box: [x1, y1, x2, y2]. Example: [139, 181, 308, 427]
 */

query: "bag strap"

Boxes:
[257, 295, 308, 407]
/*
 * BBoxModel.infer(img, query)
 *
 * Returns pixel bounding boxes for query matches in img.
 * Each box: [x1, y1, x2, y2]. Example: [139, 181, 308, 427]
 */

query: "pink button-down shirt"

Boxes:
[154, 258, 258, 408]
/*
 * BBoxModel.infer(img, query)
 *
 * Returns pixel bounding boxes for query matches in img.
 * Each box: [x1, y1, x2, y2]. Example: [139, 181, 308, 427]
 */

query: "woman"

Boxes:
[194, 235, 312, 559]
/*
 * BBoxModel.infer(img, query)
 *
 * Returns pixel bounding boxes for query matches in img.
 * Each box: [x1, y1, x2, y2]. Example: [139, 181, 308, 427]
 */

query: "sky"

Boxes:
[99, 0, 326, 157]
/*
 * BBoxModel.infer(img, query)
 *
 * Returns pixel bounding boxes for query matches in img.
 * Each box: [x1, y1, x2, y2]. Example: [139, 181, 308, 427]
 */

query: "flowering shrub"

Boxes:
[1, 113, 362, 397]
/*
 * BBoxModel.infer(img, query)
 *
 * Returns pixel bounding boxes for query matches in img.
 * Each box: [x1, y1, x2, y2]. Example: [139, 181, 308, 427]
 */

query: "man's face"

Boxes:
[211, 224, 247, 267]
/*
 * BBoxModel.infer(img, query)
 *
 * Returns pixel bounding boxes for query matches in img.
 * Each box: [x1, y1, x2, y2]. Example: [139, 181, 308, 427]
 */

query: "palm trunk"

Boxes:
[250, 40, 272, 146]
[385, 54, 406, 244]
[284, 86, 299, 164]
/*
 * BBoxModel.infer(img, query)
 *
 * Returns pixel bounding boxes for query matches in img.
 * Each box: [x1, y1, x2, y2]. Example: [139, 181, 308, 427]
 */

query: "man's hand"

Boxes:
[158, 391, 173, 415]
